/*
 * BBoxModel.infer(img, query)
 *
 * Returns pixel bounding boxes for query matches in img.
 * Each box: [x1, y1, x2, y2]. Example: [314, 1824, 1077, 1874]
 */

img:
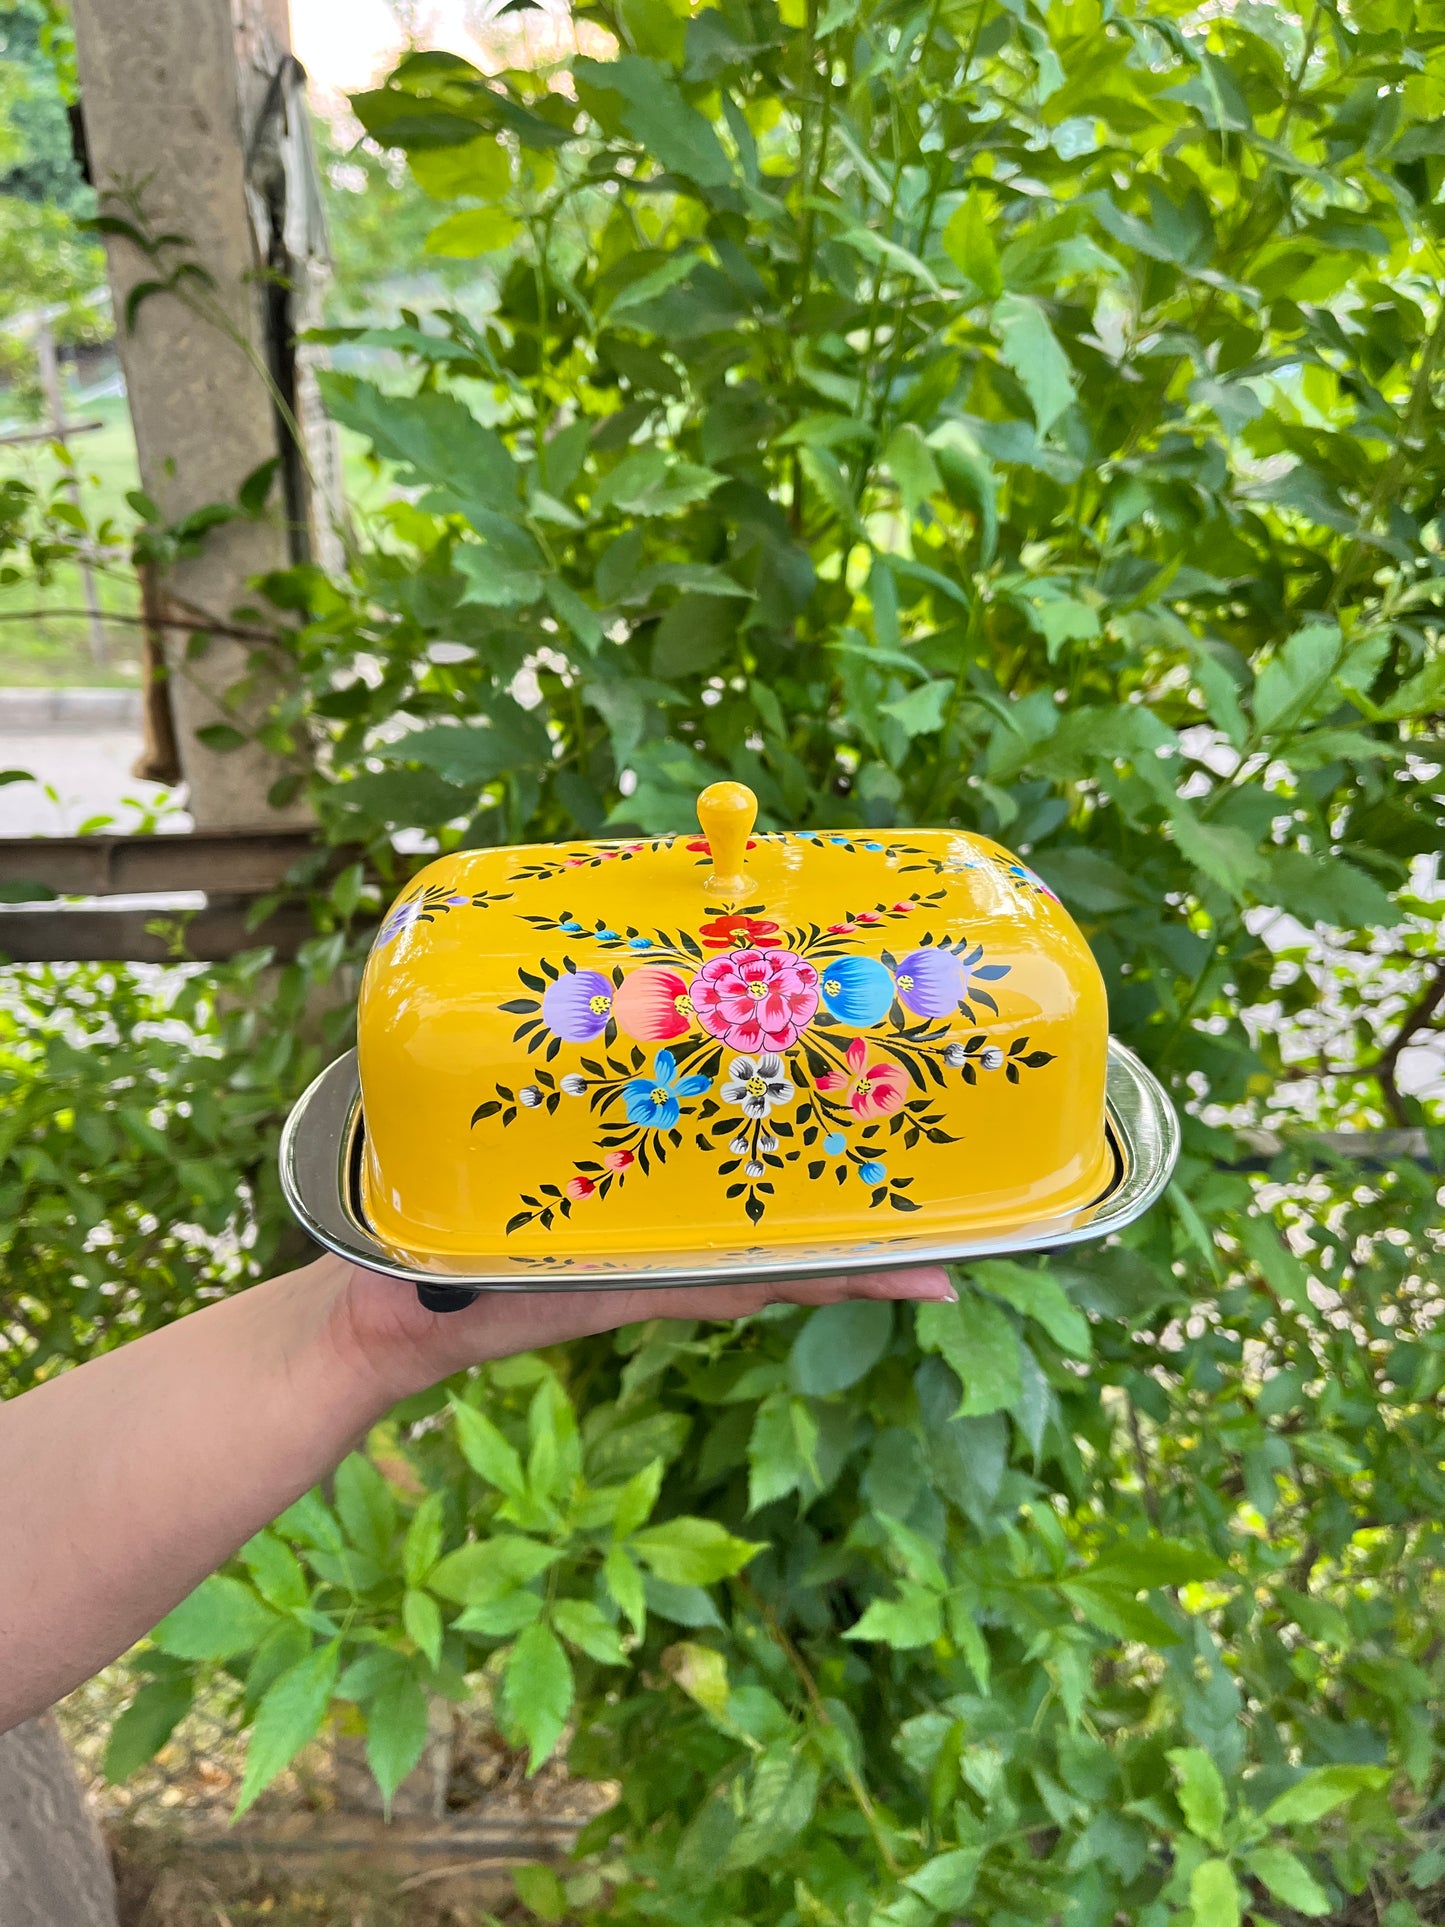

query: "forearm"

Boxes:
[0, 1255, 394, 1731]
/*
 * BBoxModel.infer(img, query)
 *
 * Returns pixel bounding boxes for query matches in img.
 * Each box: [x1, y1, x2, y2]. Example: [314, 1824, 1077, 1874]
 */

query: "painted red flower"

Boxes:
[854, 910, 883, 925]
[699, 913, 782, 950]
[566, 1175, 595, 1200]
[827, 922, 859, 935]
[603, 1149, 634, 1171]
[816, 1036, 910, 1119]
[687, 837, 758, 853]
[892, 900, 913, 913]
[612, 965, 695, 1041]
[692, 947, 819, 1053]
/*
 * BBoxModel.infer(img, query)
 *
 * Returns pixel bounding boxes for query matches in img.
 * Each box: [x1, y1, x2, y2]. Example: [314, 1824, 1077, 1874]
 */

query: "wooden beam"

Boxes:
[0, 829, 322, 897]
[0, 900, 340, 965]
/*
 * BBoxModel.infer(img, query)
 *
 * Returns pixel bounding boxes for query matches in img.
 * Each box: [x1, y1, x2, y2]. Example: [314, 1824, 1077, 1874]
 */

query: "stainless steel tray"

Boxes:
[280, 1040, 1179, 1306]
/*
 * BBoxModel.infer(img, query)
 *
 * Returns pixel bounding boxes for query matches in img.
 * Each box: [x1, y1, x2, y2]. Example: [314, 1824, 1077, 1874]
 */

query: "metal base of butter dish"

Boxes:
[279, 1041, 1179, 1310]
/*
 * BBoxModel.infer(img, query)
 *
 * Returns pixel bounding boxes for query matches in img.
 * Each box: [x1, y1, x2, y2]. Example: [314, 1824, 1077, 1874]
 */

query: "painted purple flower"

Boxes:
[893, 948, 964, 1018]
[541, 969, 614, 1041]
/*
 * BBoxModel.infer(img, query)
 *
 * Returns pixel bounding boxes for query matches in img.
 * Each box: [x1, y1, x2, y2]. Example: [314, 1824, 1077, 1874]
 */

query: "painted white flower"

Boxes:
[980, 1047, 1005, 1071]
[519, 1085, 543, 1107]
[744, 1159, 765, 1178]
[560, 1073, 587, 1096]
[943, 1043, 967, 1067]
[729, 1136, 749, 1156]
[720, 1052, 794, 1119]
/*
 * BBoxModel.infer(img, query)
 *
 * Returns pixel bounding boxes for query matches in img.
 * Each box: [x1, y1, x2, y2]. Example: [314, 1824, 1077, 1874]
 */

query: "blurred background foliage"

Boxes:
[2, 0, 1445, 1922]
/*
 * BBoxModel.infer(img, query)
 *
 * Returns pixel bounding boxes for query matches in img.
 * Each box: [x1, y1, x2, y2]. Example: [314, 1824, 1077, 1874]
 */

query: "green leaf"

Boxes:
[844, 1583, 943, 1649]
[425, 206, 522, 255]
[513, 1863, 568, 1922]
[241, 1531, 310, 1613]
[317, 372, 518, 515]
[1190, 1857, 1242, 1927]
[1264, 850, 1394, 929]
[449, 1395, 529, 1498]
[604, 1545, 647, 1636]
[1169, 1746, 1228, 1847]
[916, 1294, 1022, 1415]
[727, 1745, 820, 1867]
[552, 1597, 628, 1664]
[883, 422, 944, 526]
[972, 1260, 1090, 1357]
[879, 679, 952, 738]
[409, 133, 511, 199]
[906, 1847, 982, 1909]
[1247, 1845, 1332, 1916]
[152, 1575, 277, 1661]
[789, 1300, 894, 1396]
[630, 1516, 764, 1585]
[404, 1587, 444, 1667]
[403, 1492, 445, 1589]
[546, 577, 604, 654]
[1262, 1763, 1391, 1827]
[995, 294, 1075, 436]
[366, 1674, 431, 1809]
[592, 447, 725, 518]
[456, 543, 543, 608]
[103, 1677, 193, 1784]
[234, 1641, 340, 1818]
[1254, 621, 1342, 733]
[456, 1590, 545, 1635]
[334, 1455, 398, 1567]
[1170, 810, 1268, 897]
[429, 1535, 563, 1603]
[942, 191, 1002, 299]
[574, 56, 734, 189]
[502, 1621, 574, 1770]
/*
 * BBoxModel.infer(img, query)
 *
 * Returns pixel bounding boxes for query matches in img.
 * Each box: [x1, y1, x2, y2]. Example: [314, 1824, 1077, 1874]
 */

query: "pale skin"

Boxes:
[0, 1249, 953, 1733]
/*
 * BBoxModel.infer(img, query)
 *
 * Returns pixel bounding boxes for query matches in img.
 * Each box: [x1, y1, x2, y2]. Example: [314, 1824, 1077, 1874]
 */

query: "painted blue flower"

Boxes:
[597, 928, 620, 940]
[859, 1160, 887, 1185]
[818, 954, 895, 1026]
[622, 1048, 711, 1129]
[824, 1132, 846, 1155]
[863, 841, 883, 851]
[560, 919, 585, 934]
[830, 836, 850, 846]
[628, 936, 654, 950]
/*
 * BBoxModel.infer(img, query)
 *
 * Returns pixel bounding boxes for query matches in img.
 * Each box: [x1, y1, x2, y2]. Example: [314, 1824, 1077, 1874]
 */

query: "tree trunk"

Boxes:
[69, 0, 340, 831]
[0, 1715, 118, 1926]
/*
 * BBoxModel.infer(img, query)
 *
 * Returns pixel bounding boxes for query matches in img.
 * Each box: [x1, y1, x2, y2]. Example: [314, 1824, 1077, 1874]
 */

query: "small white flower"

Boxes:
[943, 1043, 967, 1067]
[560, 1073, 587, 1096]
[980, 1047, 1005, 1071]
[759, 1133, 778, 1154]
[518, 1085, 543, 1107]
[744, 1159, 764, 1178]
[730, 1136, 749, 1156]
[720, 1052, 795, 1119]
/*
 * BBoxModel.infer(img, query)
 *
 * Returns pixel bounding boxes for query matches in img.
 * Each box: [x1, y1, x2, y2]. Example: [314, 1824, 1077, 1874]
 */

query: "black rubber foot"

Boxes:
[416, 1283, 482, 1313]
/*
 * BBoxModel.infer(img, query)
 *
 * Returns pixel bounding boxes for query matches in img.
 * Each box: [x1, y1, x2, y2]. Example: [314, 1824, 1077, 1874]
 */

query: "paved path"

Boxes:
[0, 689, 187, 836]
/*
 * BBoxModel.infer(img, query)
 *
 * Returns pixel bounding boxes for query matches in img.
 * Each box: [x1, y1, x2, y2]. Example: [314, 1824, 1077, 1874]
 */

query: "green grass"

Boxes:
[0, 388, 144, 687]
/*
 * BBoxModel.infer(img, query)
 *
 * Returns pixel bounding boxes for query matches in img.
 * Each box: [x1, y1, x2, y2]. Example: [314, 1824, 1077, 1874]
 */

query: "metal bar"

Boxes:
[0, 829, 321, 896]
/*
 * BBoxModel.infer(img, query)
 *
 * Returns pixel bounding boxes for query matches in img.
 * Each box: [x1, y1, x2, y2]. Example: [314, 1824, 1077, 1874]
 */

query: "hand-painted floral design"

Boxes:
[377, 884, 512, 947]
[612, 965, 695, 1042]
[693, 947, 820, 1053]
[476, 854, 1058, 1233]
[541, 969, 614, 1042]
[817, 1036, 911, 1117]
[894, 947, 965, 1018]
[818, 954, 895, 1026]
[623, 1049, 711, 1129]
[719, 1053, 794, 1119]
[699, 912, 782, 949]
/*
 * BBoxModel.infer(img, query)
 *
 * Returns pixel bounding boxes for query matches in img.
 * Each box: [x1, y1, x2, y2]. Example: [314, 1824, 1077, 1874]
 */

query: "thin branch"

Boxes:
[1366, 958, 1445, 1127]
[0, 606, 281, 646]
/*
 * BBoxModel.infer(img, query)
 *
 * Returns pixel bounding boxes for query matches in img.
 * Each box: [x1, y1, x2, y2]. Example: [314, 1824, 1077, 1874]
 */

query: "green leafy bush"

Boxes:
[3, 0, 1445, 1920]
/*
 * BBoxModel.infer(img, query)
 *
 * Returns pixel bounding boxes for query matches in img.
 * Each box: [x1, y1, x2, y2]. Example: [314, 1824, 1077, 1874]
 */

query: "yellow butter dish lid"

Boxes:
[281, 784, 1178, 1303]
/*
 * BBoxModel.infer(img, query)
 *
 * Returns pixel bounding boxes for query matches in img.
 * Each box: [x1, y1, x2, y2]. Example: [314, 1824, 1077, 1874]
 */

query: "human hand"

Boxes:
[314, 1251, 955, 1408]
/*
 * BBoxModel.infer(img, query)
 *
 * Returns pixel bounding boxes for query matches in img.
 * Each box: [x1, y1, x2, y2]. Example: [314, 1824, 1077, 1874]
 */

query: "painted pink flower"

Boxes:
[692, 947, 819, 1054]
[828, 922, 859, 935]
[816, 1036, 910, 1119]
[566, 1175, 595, 1200]
[604, 1149, 634, 1171]
[854, 910, 883, 925]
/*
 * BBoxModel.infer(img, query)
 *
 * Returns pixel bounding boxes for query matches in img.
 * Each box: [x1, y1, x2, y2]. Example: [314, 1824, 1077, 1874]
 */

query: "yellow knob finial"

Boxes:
[697, 781, 758, 899]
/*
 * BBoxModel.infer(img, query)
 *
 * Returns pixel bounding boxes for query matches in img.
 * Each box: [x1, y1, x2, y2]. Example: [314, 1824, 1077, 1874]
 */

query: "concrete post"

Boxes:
[67, 0, 329, 830]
